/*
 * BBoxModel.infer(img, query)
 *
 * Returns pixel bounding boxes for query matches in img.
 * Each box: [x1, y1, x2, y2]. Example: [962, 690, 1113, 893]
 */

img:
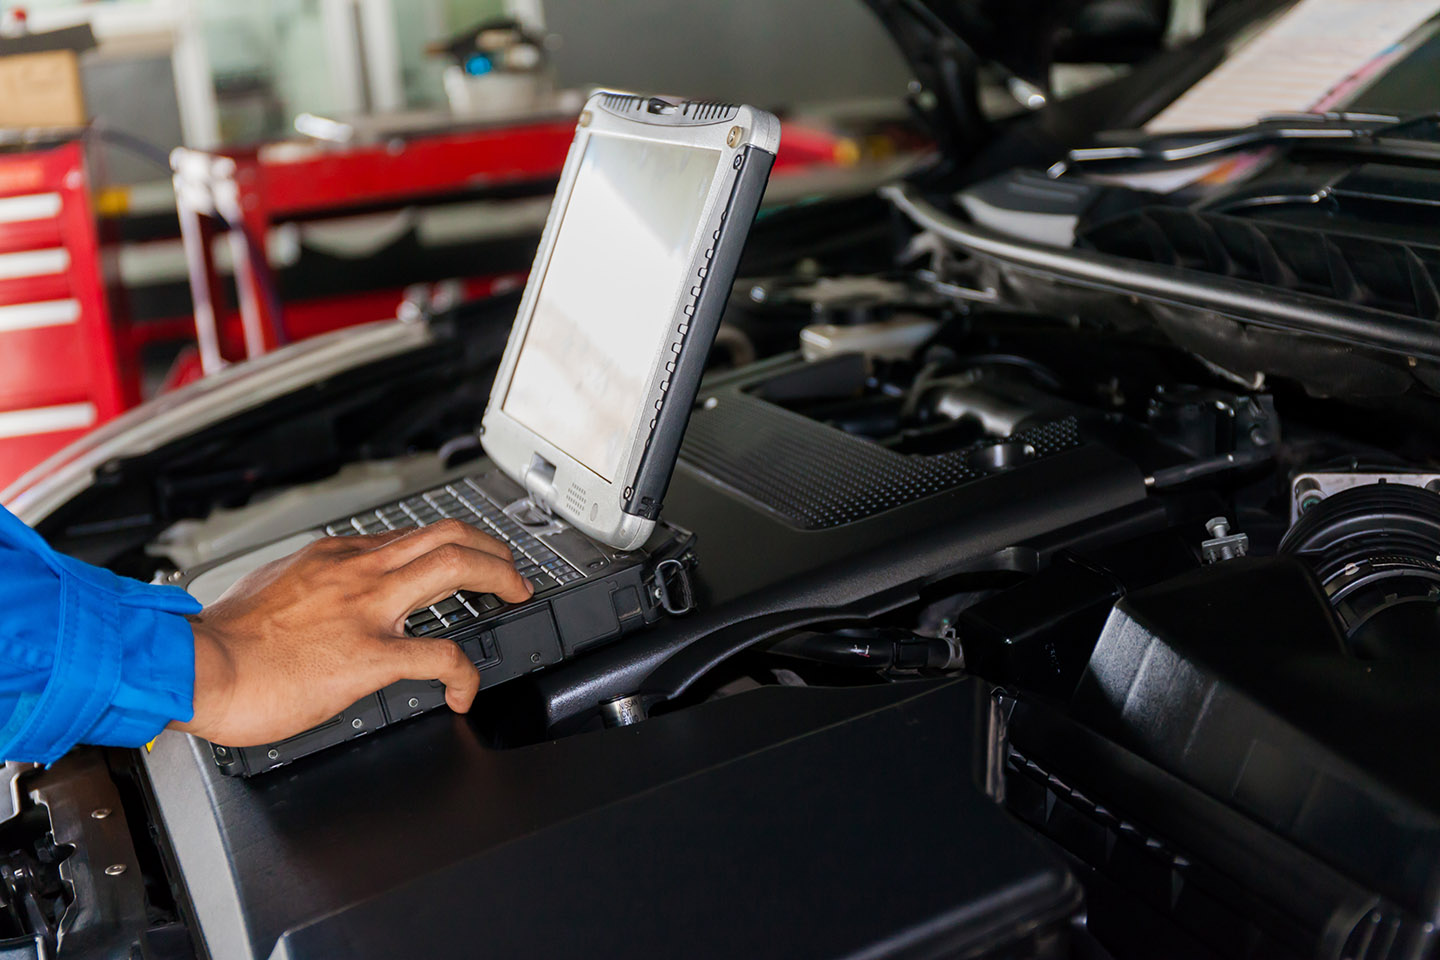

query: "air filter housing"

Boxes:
[1279, 482, 1440, 660]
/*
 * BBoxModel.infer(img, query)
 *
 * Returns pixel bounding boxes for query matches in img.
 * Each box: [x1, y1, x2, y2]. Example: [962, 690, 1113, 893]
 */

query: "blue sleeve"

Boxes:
[0, 505, 201, 763]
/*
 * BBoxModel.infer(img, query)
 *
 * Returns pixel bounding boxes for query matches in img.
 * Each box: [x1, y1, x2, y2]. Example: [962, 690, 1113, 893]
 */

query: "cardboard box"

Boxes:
[0, 50, 85, 128]
[0, 25, 95, 130]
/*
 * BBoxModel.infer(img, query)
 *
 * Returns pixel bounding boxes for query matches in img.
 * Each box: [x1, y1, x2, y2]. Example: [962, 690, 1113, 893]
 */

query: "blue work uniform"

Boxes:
[0, 504, 199, 763]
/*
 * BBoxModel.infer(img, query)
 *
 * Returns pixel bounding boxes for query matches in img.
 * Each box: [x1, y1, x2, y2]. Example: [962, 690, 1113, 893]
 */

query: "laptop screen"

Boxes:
[501, 132, 720, 483]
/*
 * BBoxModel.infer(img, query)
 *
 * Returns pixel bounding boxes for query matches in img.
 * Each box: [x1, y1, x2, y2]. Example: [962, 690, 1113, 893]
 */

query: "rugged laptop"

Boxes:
[182, 91, 779, 775]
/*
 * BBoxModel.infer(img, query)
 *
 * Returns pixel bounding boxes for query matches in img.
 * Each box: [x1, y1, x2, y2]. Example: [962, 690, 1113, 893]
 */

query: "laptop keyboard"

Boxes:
[324, 477, 584, 637]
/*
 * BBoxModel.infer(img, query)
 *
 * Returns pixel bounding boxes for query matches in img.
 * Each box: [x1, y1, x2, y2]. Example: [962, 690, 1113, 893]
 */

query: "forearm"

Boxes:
[165, 615, 235, 742]
[0, 546, 201, 762]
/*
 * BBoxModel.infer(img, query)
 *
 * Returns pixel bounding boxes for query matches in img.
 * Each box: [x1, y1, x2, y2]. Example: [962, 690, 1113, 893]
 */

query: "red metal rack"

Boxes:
[0, 142, 130, 491]
[172, 120, 579, 373]
[170, 117, 850, 375]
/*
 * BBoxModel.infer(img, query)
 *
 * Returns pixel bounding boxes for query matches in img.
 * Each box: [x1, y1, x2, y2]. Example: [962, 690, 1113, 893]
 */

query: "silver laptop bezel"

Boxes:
[480, 91, 779, 551]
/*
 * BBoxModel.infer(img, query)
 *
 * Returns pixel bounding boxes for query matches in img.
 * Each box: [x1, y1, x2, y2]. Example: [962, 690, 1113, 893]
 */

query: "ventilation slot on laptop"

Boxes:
[602, 93, 642, 111]
[564, 483, 587, 516]
[684, 101, 737, 122]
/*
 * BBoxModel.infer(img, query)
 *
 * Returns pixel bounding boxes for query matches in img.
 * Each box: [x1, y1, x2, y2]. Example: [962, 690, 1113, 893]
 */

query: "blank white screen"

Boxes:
[502, 133, 719, 482]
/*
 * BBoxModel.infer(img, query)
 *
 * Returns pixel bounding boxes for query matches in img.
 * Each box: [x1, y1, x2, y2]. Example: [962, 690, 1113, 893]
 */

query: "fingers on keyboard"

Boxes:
[338, 478, 589, 641]
[375, 519, 514, 566]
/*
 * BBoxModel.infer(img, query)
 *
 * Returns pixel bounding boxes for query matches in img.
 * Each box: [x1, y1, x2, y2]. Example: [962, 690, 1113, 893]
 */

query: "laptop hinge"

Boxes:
[520, 454, 558, 518]
[519, 488, 554, 519]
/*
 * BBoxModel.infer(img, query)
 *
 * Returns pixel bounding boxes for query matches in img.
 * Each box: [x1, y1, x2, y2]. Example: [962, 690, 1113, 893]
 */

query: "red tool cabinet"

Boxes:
[0, 142, 129, 491]
[0, 120, 864, 491]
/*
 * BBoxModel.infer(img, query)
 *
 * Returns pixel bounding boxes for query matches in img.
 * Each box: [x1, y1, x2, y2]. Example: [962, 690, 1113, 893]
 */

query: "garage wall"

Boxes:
[539, 0, 913, 109]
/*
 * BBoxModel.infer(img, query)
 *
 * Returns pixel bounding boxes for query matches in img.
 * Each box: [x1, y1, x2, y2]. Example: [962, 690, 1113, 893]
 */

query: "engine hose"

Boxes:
[770, 630, 958, 670]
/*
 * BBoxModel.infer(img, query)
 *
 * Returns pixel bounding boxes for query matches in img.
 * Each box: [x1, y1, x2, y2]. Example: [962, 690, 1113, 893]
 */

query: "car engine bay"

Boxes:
[0, 173, 1432, 958]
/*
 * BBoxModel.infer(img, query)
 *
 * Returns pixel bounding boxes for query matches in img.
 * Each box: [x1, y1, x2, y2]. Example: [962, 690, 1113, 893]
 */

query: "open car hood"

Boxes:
[857, 0, 1183, 178]
[860, 0, 1180, 97]
[879, 0, 1168, 85]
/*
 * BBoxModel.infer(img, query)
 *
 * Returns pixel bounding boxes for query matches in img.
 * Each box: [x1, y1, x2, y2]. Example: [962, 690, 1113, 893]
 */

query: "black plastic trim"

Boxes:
[884, 183, 1440, 362]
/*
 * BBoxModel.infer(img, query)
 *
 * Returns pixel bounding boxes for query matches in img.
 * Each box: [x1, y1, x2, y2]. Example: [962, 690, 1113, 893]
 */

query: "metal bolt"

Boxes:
[600, 694, 648, 727]
[104, 864, 126, 877]
[530, 652, 542, 664]
[215, 746, 228, 756]
[726, 125, 743, 147]
[267, 749, 279, 760]
[90, 808, 110, 820]
[1205, 517, 1230, 538]
[352, 718, 364, 729]
[1294, 477, 1324, 513]
[407, 698, 420, 709]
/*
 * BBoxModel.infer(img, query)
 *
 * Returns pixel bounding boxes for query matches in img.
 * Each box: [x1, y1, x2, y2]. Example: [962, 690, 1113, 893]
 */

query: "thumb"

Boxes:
[387, 636, 481, 713]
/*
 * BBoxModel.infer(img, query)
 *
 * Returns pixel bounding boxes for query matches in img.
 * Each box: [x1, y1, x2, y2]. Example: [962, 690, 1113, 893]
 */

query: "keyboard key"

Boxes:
[431, 596, 465, 618]
[460, 591, 503, 612]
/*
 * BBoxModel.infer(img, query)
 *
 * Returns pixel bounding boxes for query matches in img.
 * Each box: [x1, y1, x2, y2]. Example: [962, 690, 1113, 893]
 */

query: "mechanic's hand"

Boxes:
[169, 519, 533, 747]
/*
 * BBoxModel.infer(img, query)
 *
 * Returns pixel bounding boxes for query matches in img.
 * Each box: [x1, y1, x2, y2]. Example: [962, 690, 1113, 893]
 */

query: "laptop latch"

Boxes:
[646, 528, 699, 616]
[648, 559, 695, 616]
